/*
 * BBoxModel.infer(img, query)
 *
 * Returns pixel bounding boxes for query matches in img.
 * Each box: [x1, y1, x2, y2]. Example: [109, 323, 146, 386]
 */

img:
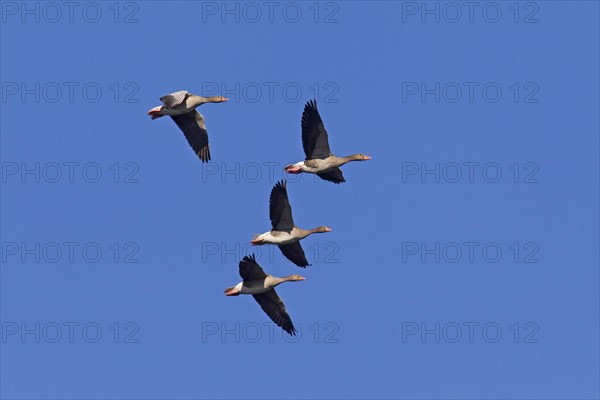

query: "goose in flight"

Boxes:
[251, 180, 332, 267]
[285, 99, 371, 183]
[225, 254, 305, 335]
[148, 91, 228, 163]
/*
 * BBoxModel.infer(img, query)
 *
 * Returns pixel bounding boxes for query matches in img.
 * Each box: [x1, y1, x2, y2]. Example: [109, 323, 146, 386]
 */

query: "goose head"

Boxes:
[211, 96, 229, 103]
[315, 226, 333, 233]
[287, 274, 306, 282]
[349, 153, 372, 161]
[195, 95, 229, 105]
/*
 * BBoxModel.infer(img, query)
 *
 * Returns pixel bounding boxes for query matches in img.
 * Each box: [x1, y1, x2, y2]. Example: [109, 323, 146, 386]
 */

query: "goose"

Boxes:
[148, 91, 228, 163]
[251, 180, 332, 267]
[284, 99, 371, 183]
[225, 254, 305, 335]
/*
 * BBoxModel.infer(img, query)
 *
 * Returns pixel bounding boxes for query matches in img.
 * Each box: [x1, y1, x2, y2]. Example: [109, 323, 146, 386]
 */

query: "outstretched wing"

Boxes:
[279, 242, 310, 268]
[317, 167, 345, 184]
[238, 254, 268, 281]
[160, 91, 189, 109]
[253, 290, 296, 335]
[269, 180, 294, 233]
[170, 111, 211, 163]
[301, 99, 331, 160]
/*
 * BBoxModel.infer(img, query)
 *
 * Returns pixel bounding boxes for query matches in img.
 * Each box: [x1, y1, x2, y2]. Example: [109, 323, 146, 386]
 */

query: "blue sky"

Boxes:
[1, 1, 599, 399]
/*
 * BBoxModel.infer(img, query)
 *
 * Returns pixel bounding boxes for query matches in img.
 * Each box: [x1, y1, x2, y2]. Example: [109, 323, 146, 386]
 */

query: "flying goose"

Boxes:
[148, 91, 228, 163]
[285, 99, 371, 183]
[225, 254, 305, 335]
[251, 180, 332, 267]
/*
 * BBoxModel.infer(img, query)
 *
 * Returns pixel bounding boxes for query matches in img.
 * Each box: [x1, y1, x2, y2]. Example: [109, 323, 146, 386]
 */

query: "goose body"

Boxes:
[251, 227, 319, 246]
[229, 275, 294, 295]
[285, 100, 371, 183]
[251, 231, 295, 245]
[148, 91, 228, 163]
[251, 180, 332, 267]
[225, 254, 305, 335]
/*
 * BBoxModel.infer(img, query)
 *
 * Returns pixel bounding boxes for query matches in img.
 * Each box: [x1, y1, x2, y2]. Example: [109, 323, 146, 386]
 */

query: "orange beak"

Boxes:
[363, 155, 372, 160]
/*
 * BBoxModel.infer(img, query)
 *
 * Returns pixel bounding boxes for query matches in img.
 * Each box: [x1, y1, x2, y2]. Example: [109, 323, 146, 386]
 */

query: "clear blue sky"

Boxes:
[1, 1, 599, 399]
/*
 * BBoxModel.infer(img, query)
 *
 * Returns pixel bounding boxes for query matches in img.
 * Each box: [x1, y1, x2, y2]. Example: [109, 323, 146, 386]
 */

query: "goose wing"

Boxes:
[269, 180, 294, 233]
[279, 242, 310, 268]
[253, 289, 296, 335]
[160, 91, 190, 109]
[317, 167, 345, 184]
[170, 110, 211, 163]
[302, 99, 332, 160]
[238, 254, 268, 281]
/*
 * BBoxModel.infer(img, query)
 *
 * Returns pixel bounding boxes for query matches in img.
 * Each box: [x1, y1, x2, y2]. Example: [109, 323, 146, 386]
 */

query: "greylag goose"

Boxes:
[148, 91, 228, 163]
[225, 254, 305, 335]
[285, 99, 371, 183]
[251, 180, 332, 267]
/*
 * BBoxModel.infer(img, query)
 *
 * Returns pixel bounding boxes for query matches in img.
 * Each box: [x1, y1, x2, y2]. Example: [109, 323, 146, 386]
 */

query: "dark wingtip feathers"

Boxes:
[271, 179, 288, 199]
[292, 258, 311, 268]
[275, 179, 287, 190]
[305, 99, 318, 111]
[286, 325, 297, 336]
[301, 99, 318, 127]
[198, 145, 211, 163]
[241, 253, 257, 263]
